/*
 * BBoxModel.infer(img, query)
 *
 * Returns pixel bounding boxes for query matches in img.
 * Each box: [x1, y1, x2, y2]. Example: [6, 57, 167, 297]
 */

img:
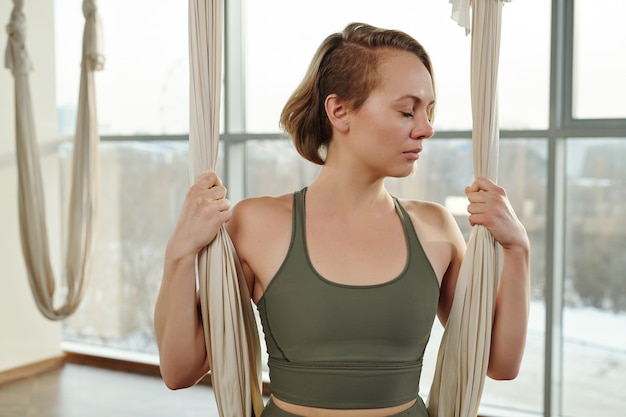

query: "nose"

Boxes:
[410, 113, 434, 140]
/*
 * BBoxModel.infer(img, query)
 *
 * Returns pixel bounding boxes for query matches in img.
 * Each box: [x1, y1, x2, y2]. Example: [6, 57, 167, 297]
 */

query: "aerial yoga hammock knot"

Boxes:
[5, 0, 32, 76]
[82, 0, 105, 71]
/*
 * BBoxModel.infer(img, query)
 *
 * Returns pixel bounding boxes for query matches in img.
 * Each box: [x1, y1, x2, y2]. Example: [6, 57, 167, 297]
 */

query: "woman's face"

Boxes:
[344, 50, 435, 179]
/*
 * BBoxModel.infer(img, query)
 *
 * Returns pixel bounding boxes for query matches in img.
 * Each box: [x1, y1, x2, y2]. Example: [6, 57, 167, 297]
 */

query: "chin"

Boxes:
[391, 165, 417, 178]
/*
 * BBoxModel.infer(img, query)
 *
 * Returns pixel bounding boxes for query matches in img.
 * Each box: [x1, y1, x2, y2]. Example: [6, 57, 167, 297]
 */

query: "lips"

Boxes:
[403, 148, 422, 160]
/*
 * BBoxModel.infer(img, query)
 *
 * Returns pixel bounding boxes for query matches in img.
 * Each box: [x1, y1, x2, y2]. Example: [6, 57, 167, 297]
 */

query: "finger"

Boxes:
[191, 174, 228, 202]
[467, 201, 488, 216]
[210, 198, 231, 212]
[475, 176, 495, 189]
[466, 191, 486, 203]
[207, 202, 232, 226]
[465, 180, 485, 196]
[466, 184, 492, 203]
[476, 177, 507, 197]
[467, 212, 486, 227]
[194, 171, 221, 188]
[206, 184, 227, 201]
[467, 177, 498, 194]
[215, 209, 233, 225]
[466, 182, 480, 194]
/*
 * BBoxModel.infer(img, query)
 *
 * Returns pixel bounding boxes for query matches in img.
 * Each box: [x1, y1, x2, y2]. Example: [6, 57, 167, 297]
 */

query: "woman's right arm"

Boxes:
[153, 172, 231, 389]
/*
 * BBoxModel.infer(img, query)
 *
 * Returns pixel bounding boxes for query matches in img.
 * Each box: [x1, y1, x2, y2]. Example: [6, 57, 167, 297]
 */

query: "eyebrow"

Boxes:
[395, 94, 436, 107]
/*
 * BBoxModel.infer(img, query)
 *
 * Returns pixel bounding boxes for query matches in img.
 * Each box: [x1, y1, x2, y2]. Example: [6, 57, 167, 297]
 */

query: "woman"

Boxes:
[154, 23, 530, 417]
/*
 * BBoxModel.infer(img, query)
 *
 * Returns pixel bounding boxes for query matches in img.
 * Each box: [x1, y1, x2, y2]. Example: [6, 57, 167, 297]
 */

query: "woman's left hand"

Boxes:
[465, 177, 529, 251]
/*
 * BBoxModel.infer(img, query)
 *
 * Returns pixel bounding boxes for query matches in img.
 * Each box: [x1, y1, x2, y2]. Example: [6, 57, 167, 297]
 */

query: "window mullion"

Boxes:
[223, 0, 247, 201]
[544, 1, 570, 416]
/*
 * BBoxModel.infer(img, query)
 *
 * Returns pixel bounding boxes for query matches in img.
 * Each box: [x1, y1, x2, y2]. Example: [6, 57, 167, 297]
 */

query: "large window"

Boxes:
[55, 1, 626, 416]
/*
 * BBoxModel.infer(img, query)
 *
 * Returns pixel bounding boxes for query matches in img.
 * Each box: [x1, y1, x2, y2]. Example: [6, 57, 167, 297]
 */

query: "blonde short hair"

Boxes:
[280, 23, 435, 165]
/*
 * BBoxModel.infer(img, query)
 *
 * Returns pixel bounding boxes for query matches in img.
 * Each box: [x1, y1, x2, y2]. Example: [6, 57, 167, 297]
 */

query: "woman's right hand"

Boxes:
[155, 171, 228, 389]
[168, 172, 232, 257]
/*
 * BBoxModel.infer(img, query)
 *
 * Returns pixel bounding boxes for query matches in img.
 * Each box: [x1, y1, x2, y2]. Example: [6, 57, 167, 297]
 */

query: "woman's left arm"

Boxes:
[466, 177, 531, 380]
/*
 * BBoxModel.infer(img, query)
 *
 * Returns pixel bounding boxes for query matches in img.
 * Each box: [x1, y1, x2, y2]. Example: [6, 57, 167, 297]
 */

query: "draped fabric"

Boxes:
[5, 0, 104, 320]
[187, 1, 264, 416]
[448, 0, 472, 33]
[427, 1, 505, 416]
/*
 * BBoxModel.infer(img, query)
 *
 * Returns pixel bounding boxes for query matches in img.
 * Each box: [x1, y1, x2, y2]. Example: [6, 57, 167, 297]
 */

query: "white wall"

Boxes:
[0, 0, 63, 372]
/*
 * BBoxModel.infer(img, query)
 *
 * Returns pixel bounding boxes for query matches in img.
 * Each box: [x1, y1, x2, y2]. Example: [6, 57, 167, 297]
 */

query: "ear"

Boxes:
[324, 94, 350, 134]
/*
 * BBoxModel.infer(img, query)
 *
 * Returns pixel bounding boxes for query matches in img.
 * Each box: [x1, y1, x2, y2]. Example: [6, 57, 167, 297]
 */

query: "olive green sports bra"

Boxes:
[257, 188, 439, 410]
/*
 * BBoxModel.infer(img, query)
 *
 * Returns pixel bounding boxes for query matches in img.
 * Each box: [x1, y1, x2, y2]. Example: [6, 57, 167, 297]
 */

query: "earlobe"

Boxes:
[325, 94, 350, 133]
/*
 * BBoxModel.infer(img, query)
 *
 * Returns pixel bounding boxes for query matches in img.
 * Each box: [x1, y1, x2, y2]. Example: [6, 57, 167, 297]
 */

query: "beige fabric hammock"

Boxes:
[188, 1, 264, 416]
[427, 0, 506, 416]
[5, 0, 104, 320]
[187, 0, 504, 416]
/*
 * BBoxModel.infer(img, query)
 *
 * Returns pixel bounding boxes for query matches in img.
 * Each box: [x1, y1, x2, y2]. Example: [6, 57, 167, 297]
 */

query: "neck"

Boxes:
[307, 164, 392, 215]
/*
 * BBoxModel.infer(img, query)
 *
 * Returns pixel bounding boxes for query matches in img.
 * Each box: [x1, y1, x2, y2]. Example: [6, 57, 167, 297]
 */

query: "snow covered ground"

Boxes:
[419, 301, 626, 417]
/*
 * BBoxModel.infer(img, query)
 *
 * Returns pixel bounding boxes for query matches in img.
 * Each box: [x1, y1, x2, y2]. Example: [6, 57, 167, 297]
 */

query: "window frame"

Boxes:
[75, 1, 626, 416]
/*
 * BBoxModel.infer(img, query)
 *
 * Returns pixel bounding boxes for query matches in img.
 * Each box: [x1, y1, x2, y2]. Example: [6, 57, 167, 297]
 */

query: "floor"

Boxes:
[0, 363, 222, 417]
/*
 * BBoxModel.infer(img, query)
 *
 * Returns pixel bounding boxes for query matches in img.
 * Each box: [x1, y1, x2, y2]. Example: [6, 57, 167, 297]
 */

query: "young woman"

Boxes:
[154, 23, 530, 417]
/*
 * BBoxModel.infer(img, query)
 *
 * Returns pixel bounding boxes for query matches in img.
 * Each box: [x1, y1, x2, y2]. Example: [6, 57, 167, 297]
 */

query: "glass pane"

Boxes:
[59, 141, 224, 357]
[244, 0, 549, 133]
[245, 139, 320, 197]
[55, 1, 190, 135]
[573, 1, 626, 119]
[499, 0, 550, 129]
[563, 138, 626, 416]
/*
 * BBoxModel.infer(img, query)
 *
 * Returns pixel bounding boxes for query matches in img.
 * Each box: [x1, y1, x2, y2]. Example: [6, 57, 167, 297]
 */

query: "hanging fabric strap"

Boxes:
[4, 0, 104, 320]
[428, 0, 505, 416]
[187, 1, 264, 416]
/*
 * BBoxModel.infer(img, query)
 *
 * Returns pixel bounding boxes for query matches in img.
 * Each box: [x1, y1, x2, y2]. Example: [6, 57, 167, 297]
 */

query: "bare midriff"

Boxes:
[271, 397, 418, 417]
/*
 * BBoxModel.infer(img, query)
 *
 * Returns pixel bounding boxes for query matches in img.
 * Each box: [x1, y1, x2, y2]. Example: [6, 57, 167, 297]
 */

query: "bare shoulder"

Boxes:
[398, 199, 456, 231]
[231, 193, 293, 221]
[227, 193, 293, 242]
[226, 193, 294, 298]
[396, 198, 465, 287]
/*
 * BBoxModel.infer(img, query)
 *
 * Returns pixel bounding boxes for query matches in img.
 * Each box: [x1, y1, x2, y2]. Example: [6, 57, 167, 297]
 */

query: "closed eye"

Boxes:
[401, 112, 414, 118]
